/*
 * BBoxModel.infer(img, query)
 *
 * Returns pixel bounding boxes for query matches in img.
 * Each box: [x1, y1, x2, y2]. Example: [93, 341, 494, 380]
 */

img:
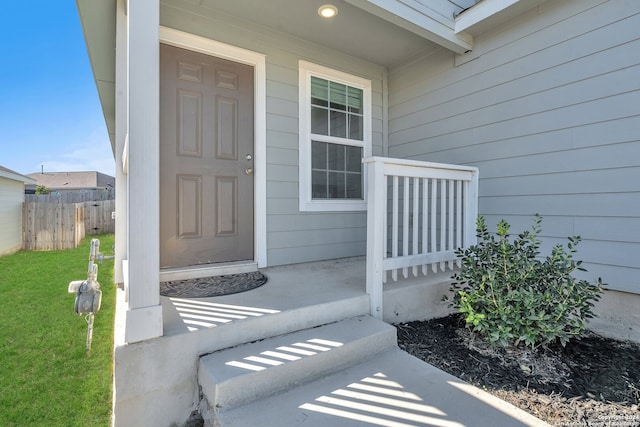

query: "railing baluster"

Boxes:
[412, 177, 419, 277]
[403, 177, 409, 279]
[448, 180, 454, 270]
[392, 176, 399, 282]
[440, 179, 446, 272]
[383, 175, 388, 283]
[421, 178, 428, 276]
[456, 180, 462, 268]
[430, 178, 437, 273]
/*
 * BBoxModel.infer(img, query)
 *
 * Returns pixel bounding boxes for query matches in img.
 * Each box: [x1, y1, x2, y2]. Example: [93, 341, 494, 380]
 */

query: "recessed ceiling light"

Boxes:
[318, 4, 338, 18]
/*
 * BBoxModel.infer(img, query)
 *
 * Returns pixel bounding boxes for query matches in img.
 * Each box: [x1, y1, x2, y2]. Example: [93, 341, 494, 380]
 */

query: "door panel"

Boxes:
[160, 43, 254, 268]
[177, 90, 202, 156]
[177, 174, 201, 239]
[216, 96, 238, 160]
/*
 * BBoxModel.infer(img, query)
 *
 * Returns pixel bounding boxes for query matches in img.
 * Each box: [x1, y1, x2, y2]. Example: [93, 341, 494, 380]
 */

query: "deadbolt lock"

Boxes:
[246, 154, 253, 160]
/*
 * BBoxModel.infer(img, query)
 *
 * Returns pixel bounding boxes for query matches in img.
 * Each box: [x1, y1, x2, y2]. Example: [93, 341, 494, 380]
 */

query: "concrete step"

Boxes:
[216, 348, 550, 427]
[198, 315, 397, 412]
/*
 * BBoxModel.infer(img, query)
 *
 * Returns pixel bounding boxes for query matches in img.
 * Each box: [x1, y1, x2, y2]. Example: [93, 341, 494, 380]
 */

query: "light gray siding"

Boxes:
[0, 177, 25, 256]
[161, 2, 385, 266]
[387, 0, 640, 293]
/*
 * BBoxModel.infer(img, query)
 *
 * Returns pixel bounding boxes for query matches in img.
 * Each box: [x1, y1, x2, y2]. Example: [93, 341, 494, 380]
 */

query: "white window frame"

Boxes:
[298, 60, 372, 212]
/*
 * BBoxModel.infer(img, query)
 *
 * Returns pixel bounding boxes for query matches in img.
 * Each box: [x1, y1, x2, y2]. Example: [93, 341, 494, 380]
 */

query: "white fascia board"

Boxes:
[0, 170, 36, 184]
[345, 0, 473, 54]
[455, 0, 549, 34]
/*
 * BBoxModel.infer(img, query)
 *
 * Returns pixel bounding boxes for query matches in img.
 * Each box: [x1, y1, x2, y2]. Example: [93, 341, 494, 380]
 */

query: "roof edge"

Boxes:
[0, 166, 37, 184]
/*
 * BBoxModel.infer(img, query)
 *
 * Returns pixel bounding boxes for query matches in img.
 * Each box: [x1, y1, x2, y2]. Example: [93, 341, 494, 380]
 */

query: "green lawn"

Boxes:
[0, 235, 115, 427]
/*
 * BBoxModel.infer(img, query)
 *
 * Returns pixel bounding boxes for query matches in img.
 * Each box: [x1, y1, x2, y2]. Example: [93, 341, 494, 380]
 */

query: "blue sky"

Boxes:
[1, 1, 114, 177]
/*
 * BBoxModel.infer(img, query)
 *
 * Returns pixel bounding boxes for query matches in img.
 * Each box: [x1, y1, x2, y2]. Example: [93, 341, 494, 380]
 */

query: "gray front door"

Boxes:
[160, 43, 254, 268]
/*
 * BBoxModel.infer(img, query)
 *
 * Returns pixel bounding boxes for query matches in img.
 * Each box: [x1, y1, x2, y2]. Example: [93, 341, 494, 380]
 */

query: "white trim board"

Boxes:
[298, 60, 372, 212]
[159, 27, 268, 268]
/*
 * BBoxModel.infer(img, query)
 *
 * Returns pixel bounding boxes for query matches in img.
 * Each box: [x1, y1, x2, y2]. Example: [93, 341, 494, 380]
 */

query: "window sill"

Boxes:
[299, 199, 366, 212]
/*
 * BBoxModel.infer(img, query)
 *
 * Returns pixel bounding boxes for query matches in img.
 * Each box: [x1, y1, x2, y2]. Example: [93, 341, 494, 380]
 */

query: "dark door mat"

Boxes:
[160, 271, 268, 298]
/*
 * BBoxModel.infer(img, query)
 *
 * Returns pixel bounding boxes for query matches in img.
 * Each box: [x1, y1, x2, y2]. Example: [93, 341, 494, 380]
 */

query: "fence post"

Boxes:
[365, 157, 385, 320]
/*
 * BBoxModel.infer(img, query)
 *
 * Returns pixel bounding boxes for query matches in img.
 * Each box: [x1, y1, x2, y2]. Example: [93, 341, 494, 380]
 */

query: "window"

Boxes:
[299, 61, 371, 211]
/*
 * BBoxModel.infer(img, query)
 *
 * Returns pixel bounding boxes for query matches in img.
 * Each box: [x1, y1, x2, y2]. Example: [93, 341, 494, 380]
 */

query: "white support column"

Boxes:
[365, 158, 385, 320]
[124, 0, 162, 343]
[113, 0, 128, 286]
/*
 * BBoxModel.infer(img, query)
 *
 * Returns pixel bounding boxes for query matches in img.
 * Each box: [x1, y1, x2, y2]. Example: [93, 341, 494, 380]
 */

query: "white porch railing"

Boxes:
[364, 157, 479, 319]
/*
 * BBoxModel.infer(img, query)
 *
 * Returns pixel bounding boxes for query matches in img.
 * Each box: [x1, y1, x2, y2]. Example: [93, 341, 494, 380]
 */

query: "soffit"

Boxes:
[76, 0, 117, 152]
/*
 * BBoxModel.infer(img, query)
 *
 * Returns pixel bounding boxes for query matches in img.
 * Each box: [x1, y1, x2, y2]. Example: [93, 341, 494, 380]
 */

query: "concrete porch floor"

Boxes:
[161, 257, 456, 336]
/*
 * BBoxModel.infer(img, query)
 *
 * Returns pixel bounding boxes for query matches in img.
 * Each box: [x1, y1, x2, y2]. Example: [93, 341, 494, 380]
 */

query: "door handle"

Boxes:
[244, 168, 253, 175]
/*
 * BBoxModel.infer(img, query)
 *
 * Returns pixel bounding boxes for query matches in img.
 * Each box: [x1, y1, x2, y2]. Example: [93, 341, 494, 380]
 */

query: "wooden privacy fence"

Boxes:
[22, 200, 115, 251]
[23, 202, 85, 250]
[25, 188, 115, 203]
[82, 199, 115, 234]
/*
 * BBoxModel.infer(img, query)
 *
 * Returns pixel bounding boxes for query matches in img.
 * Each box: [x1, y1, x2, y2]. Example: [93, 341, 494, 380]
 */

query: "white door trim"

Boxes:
[159, 26, 267, 268]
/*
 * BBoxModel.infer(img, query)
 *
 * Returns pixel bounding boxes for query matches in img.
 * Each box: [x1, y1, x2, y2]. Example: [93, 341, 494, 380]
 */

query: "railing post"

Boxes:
[365, 158, 385, 320]
[465, 169, 480, 248]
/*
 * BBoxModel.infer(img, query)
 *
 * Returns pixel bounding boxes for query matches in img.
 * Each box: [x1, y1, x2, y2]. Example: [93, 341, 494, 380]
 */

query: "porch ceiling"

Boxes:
[178, 0, 443, 67]
[75, 0, 467, 150]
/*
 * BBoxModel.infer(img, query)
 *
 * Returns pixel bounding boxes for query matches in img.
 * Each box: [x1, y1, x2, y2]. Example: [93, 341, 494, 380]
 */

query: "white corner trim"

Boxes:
[159, 27, 268, 268]
[298, 60, 372, 212]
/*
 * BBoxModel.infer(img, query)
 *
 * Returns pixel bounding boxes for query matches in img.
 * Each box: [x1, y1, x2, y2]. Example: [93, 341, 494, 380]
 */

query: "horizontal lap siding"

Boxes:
[387, 0, 640, 293]
[0, 178, 24, 255]
[162, 4, 384, 266]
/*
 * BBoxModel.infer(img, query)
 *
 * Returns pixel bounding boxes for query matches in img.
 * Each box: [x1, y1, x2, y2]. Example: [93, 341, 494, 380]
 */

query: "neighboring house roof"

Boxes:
[25, 171, 115, 190]
[0, 165, 37, 184]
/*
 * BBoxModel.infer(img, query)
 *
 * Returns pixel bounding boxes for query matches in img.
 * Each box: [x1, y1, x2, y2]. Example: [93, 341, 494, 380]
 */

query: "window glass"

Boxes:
[330, 111, 347, 138]
[311, 141, 363, 200]
[311, 107, 328, 135]
[348, 86, 362, 114]
[346, 145, 362, 172]
[312, 170, 327, 199]
[329, 81, 347, 111]
[310, 77, 363, 142]
[311, 77, 328, 107]
[349, 115, 363, 140]
[346, 173, 363, 199]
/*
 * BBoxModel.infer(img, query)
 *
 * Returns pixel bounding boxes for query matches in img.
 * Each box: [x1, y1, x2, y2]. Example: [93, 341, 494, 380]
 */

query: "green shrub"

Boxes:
[446, 214, 604, 349]
[35, 184, 50, 195]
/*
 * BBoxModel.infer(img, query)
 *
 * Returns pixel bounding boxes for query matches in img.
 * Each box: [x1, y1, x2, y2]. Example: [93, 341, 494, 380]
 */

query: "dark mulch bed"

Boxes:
[396, 314, 640, 427]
